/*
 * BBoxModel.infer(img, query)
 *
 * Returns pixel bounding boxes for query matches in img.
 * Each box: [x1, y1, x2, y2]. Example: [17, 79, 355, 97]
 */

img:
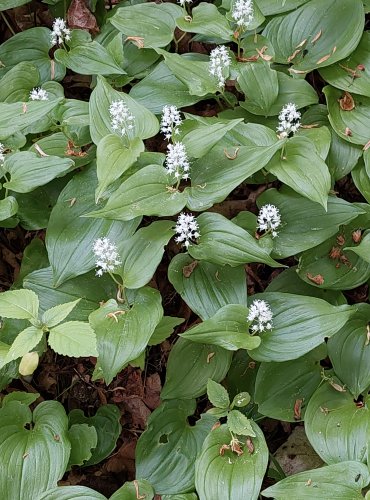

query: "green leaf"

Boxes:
[41, 299, 81, 328]
[195, 423, 268, 500]
[257, 187, 364, 259]
[0, 27, 65, 82]
[168, 254, 247, 321]
[0, 196, 18, 223]
[305, 380, 370, 464]
[136, 399, 216, 494]
[231, 392, 251, 408]
[162, 338, 232, 400]
[4, 326, 43, 365]
[116, 220, 174, 289]
[0, 289, 39, 320]
[0, 98, 63, 140]
[324, 85, 370, 146]
[48, 321, 98, 357]
[266, 136, 331, 209]
[149, 316, 184, 346]
[176, 3, 233, 41]
[110, 480, 154, 500]
[156, 49, 218, 97]
[2, 151, 73, 193]
[262, 461, 370, 499]
[238, 62, 279, 116]
[55, 41, 125, 75]
[38, 486, 106, 499]
[69, 405, 121, 466]
[110, 3, 181, 48]
[0, 0, 31, 10]
[90, 288, 162, 385]
[328, 304, 370, 398]
[45, 167, 140, 287]
[227, 410, 256, 437]
[161, 495, 197, 500]
[297, 222, 370, 290]
[0, 62, 39, 103]
[182, 118, 243, 159]
[0, 400, 70, 498]
[130, 60, 200, 115]
[2, 392, 39, 407]
[207, 379, 230, 409]
[320, 32, 370, 97]
[188, 212, 281, 268]
[181, 305, 261, 351]
[241, 70, 319, 116]
[187, 139, 282, 211]
[345, 231, 370, 263]
[254, 349, 323, 422]
[24, 267, 116, 321]
[67, 423, 98, 468]
[87, 165, 187, 220]
[249, 293, 353, 362]
[352, 160, 370, 203]
[95, 135, 144, 202]
[89, 76, 159, 145]
[262, 0, 364, 72]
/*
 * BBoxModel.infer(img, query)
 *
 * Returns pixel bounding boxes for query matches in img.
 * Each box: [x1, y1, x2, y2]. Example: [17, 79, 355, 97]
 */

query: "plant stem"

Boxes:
[1, 12, 15, 36]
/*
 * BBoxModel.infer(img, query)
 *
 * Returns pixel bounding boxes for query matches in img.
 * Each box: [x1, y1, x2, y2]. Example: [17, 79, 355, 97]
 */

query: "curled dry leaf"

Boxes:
[311, 30, 322, 44]
[306, 273, 324, 285]
[182, 260, 198, 277]
[339, 91, 355, 111]
[352, 229, 362, 243]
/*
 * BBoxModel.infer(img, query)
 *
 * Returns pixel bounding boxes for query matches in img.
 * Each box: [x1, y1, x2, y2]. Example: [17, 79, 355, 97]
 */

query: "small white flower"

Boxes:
[93, 237, 122, 277]
[165, 142, 190, 181]
[277, 103, 301, 138]
[247, 299, 273, 334]
[175, 213, 200, 248]
[109, 100, 135, 138]
[232, 0, 254, 30]
[257, 204, 281, 238]
[209, 46, 231, 89]
[29, 88, 49, 101]
[177, 0, 192, 6]
[50, 18, 71, 46]
[161, 105, 182, 140]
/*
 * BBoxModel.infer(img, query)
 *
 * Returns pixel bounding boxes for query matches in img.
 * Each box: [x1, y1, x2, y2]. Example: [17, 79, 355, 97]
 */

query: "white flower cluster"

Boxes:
[165, 142, 190, 181]
[175, 213, 200, 248]
[109, 100, 135, 138]
[50, 18, 71, 46]
[277, 103, 301, 138]
[247, 299, 273, 333]
[232, 0, 254, 30]
[0, 143, 5, 165]
[257, 204, 281, 238]
[161, 105, 182, 140]
[29, 88, 49, 101]
[209, 46, 231, 89]
[93, 237, 122, 277]
[177, 0, 192, 7]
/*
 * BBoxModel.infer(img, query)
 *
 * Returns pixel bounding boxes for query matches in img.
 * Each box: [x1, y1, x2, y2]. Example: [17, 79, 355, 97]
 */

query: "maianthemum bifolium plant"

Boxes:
[0, 0, 369, 498]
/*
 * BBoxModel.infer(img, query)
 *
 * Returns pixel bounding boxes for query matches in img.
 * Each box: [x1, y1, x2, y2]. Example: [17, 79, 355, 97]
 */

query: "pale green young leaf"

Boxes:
[227, 410, 256, 437]
[207, 379, 230, 409]
[41, 299, 81, 328]
[5, 326, 43, 364]
[0, 289, 39, 320]
[48, 321, 98, 357]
